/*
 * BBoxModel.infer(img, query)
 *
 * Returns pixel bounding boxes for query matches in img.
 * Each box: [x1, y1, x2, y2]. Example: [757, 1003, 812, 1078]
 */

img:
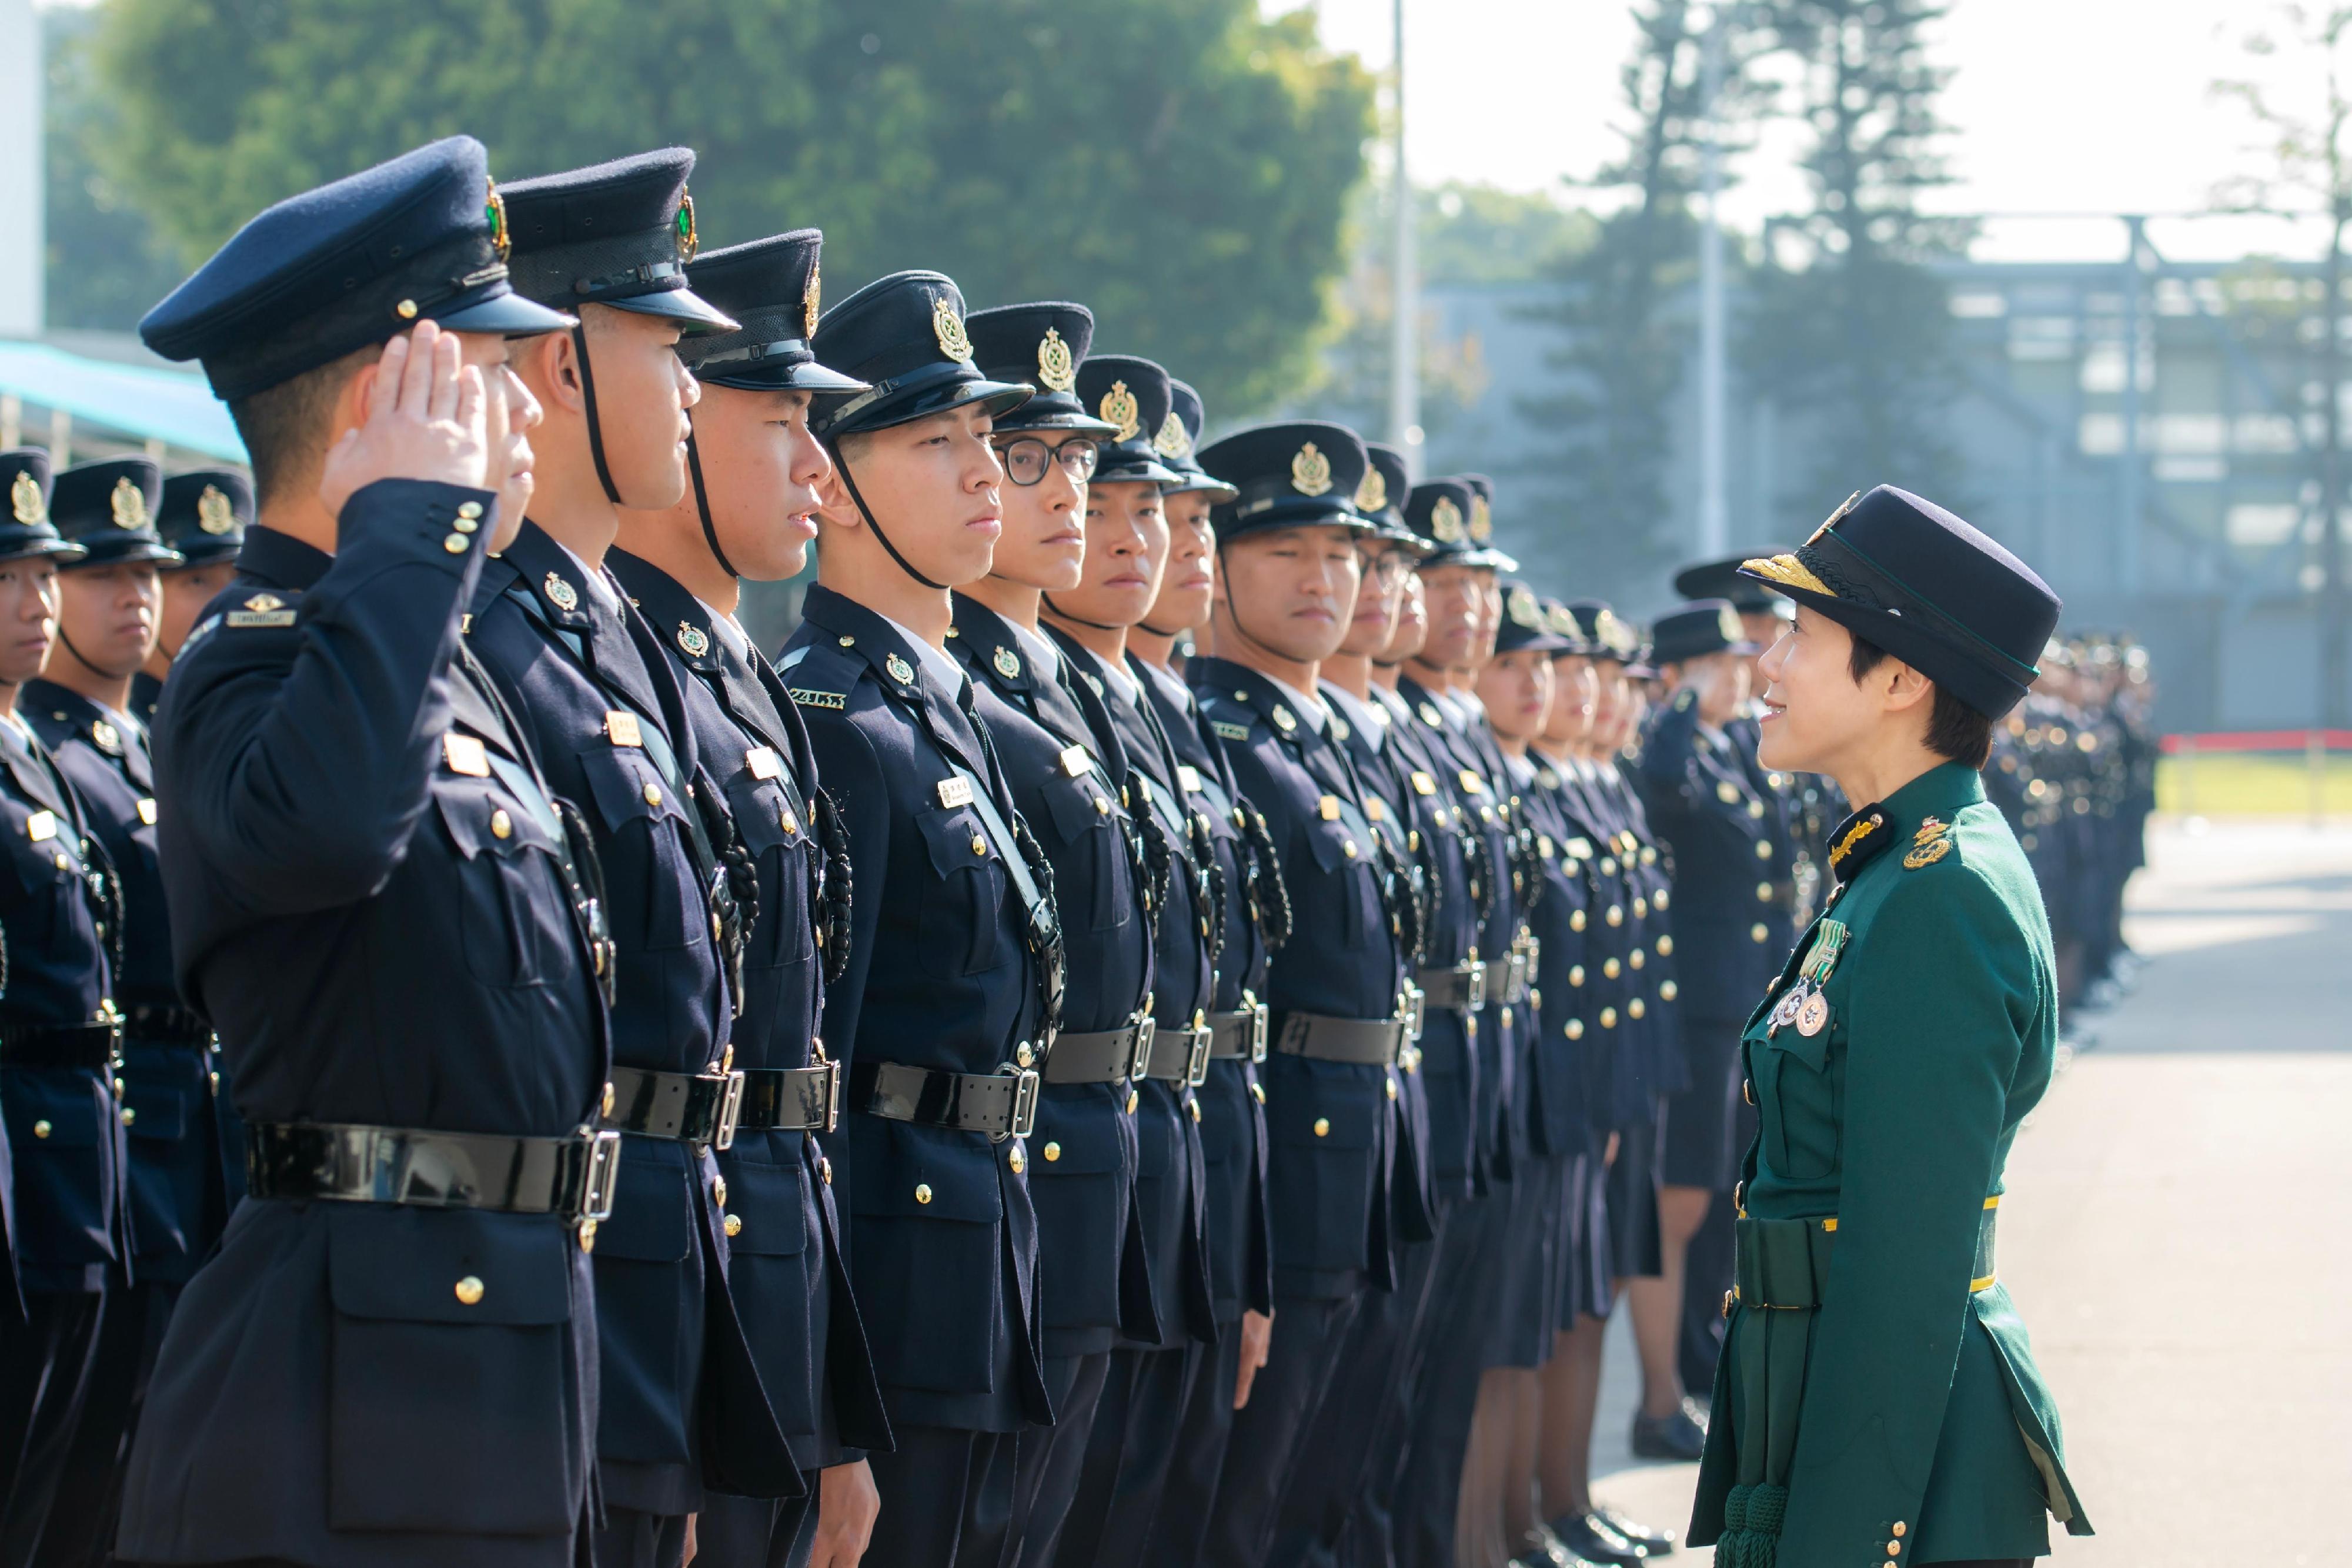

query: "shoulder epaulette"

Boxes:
[223, 590, 300, 629]
[779, 638, 859, 713]
[1901, 814, 1957, 871]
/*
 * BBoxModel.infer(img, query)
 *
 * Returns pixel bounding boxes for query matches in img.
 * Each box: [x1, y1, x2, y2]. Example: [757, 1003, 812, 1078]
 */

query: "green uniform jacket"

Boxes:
[1691, 761, 2092, 1565]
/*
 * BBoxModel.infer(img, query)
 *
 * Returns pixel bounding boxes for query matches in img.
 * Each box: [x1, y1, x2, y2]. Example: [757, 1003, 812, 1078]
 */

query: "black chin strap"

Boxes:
[59, 628, 136, 684]
[683, 421, 739, 580]
[1211, 537, 1292, 670]
[826, 437, 948, 592]
[1040, 593, 1124, 633]
[1137, 618, 1189, 638]
[570, 326, 624, 506]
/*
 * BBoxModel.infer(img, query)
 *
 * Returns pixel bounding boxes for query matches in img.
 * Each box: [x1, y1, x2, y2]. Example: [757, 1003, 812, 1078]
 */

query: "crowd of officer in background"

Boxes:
[0, 132, 2155, 1568]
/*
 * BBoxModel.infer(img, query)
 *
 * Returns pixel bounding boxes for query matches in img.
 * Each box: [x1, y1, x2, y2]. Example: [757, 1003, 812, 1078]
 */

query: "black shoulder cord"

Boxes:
[826, 437, 950, 591]
[570, 326, 625, 506]
[1234, 797, 1291, 952]
[812, 787, 854, 983]
[1190, 811, 1228, 964]
[683, 422, 741, 580]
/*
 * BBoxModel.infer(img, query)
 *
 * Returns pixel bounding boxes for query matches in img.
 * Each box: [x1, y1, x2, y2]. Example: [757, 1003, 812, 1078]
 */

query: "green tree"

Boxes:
[44, 8, 183, 331]
[91, 0, 1374, 417]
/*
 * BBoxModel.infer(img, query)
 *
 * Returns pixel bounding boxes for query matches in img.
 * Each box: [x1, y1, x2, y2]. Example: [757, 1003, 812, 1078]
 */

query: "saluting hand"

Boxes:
[319, 319, 492, 518]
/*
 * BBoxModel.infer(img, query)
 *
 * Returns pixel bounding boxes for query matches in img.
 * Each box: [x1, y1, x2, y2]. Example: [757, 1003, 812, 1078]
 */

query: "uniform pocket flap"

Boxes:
[719, 1155, 809, 1257]
[916, 803, 997, 879]
[122, 1081, 192, 1141]
[1027, 1104, 1127, 1176]
[1758, 1019, 1830, 1074]
[847, 1125, 1004, 1223]
[328, 1207, 574, 1325]
[577, 745, 684, 835]
[589, 1143, 694, 1262]
[2, 1080, 105, 1146]
[433, 777, 544, 862]
[1040, 771, 1115, 846]
[725, 773, 794, 858]
[1303, 820, 1359, 873]
[1269, 1089, 1382, 1151]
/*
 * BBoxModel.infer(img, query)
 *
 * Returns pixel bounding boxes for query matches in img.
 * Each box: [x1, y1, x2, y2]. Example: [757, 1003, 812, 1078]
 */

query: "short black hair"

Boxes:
[224, 344, 373, 507]
[1847, 633, 1994, 769]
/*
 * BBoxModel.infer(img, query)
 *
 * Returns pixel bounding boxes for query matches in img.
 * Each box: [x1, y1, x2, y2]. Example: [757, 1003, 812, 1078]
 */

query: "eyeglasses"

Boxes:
[995, 435, 1101, 487]
[1358, 549, 1414, 584]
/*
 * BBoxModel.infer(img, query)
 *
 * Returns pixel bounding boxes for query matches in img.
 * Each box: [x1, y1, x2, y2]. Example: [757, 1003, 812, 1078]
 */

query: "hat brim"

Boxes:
[1097, 456, 1188, 487]
[1496, 628, 1575, 654]
[1167, 472, 1240, 503]
[437, 289, 577, 338]
[596, 286, 742, 336]
[1460, 546, 1521, 573]
[996, 408, 1122, 437]
[1737, 555, 2029, 718]
[816, 365, 1035, 440]
[68, 541, 184, 567]
[696, 358, 873, 394]
[0, 538, 88, 567]
[1214, 501, 1379, 540]
[163, 542, 242, 569]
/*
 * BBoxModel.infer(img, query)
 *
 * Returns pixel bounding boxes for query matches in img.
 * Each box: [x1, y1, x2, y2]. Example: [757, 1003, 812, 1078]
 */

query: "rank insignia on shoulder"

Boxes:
[543, 573, 579, 613]
[676, 621, 711, 658]
[937, 776, 974, 809]
[886, 652, 916, 687]
[994, 645, 1021, 679]
[1904, 835, 1952, 869]
[789, 688, 846, 711]
[1411, 770, 1438, 795]
[226, 603, 298, 628]
[25, 810, 55, 842]
[136, 798, 158, 826]
[746, 746, 783, 780]
[1060, 744, 1091, 778]
[1212, 721, 1251, 742]
[443, 733, 492, 777]
[1271, 706, 1297, 733]
[604, 711, 643, 748]
[91, 720, 121, 755]
[1318, 794, 1341, 821]
[1177, 764, 1204, 794]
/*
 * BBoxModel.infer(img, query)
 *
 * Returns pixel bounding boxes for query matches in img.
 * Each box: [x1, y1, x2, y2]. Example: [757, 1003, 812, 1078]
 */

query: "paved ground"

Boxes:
[1583, 815, 2352, 1567]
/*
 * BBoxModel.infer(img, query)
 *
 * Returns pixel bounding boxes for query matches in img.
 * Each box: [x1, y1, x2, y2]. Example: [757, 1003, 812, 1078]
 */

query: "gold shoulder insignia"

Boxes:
[1211, 720, 1252, 741]
[789, 687, 847, 711]
[1903, 836, 1953, 870]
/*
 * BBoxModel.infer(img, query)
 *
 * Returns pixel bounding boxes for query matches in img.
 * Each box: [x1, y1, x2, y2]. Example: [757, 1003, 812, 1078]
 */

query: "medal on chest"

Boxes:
[1769, 918, 1849, 1038]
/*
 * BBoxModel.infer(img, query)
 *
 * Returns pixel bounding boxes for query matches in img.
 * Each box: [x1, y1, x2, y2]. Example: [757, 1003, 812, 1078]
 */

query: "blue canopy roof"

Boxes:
[0, 340, 246, 462]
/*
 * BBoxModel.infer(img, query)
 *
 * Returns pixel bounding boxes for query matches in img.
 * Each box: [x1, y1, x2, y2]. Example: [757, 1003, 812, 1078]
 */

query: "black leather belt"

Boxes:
[1206, 1001, 1268, 1062]
[1044, 1013, 1154, 1085]
[850, 1059, 1040, 1141]
[0, 1019, 123, 1071]
[123, 1006, 214, 1048]
[1141, 1022, 1212, 1086]
[1416, 959, 1487, 1012]
[246, 1121, 621, 1227]
[602, 1064, 745, 1149]
[736, 1063, 840, 1134]
[1498, 947, 1535, 1007]
[1274, 1010, 1410, 1067]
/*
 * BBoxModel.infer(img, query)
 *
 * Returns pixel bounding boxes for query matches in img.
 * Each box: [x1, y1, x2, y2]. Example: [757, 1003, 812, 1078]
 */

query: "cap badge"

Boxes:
[1290, 442, 1333, 497]
[676, 621, 711, 657]
[994, 645, 1021, 679]
[1719, 605, 1743, 643]
[803, 262, 822, 339]
[1809, 490, 1861, 546]
[1595, 607, 1631, 653]
[9, 471, 44, 527]
[934, 296, 974, 363]
[1153, 411, 1191, 460]
[543, 573, 579, 613]
[196, 484, 236, 535]
[484, 179, 511, 263]
[674, 191, 700, 262]
[1037, 327, 1076, 393]
[1100, 380, 1141, 442]
[1546, 604, 1578, 636]
[1354, 466, 1388, 514]
[1430, 495, 1465, 543]
[1509, 585, 1542, 629]
[886, 651, 917, 686]
[111, 477, 149, 530]
[1468, 494, 1494, 543]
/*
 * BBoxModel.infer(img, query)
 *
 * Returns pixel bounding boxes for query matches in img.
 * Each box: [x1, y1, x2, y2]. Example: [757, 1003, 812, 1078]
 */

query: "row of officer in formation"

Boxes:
[0, 130, 2097, 1568]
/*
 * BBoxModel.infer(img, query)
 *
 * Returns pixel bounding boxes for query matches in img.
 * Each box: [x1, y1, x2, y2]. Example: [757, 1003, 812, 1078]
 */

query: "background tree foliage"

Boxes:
[89, 0, 1374, 419]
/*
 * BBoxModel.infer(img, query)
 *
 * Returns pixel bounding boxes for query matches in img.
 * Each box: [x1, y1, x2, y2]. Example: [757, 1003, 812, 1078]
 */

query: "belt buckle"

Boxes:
[1004, 1066, 1042, 1141]
[580, 1129, 623, 1223]
[1402, 984, 1426, 1044]
[711, 1069, 746, 1152]
[1185, 1027, 1212, 1088]
[1248, 1001, 1269, 1064]
[817, 1059, 841, 1135]
[1128, 1014, 1157, 1081]
[1462, 959, 1488, 1012]
[1523, 934, 1541, 971]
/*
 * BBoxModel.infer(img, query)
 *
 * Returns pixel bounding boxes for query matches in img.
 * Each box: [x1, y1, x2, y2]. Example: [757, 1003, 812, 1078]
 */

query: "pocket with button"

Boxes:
[1263, 1062, 1383, 1274]
[1037, 769, 1135, 933]
[574, 745, 704, 954]
[845, 1119, 1007, 1393]
[914, 801, 1014, 974]
[434, 775, 570, 988]
[1748, 1008, 1842, 1182]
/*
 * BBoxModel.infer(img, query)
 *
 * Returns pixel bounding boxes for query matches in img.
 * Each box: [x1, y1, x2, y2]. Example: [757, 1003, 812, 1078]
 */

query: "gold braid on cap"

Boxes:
[1741, 553, 1832, 597]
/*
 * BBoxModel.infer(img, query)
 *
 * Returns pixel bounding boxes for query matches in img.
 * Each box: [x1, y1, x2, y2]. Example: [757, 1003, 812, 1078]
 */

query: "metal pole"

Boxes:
[1386, 0, 1420, 479]
[2323, 196, 2348, 728]
[1697, 5, 1730, 557]
[2119, 216, 2145, 595]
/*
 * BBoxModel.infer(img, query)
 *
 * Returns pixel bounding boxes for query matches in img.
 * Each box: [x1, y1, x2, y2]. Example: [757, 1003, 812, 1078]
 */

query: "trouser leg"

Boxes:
[1198, 1293, 1364, 1568]
[866, 1425, 1021, 1568]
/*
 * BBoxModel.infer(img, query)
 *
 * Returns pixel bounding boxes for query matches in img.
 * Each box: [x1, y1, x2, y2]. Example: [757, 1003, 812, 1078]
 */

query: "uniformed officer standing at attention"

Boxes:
[1694, 486, 2093, 1568]
[116, 135, 613, 1568]
[607, 229, 891, 1568]
[777, 270, 1051, 1568]
[942, 320, 1159, 1565]
[129, 472, 250, 730]
[24, 457, 219, 1568]
[470, 148, 801, 1568]
[0, 447, 122, 1568]
[1188, 422, 1410, 1568]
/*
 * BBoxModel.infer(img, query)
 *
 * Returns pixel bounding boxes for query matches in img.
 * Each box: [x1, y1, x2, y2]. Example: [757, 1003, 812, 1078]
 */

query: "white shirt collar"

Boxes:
[1322, 683, 1385, 751]
[1262, 672, 1327, 733]
[694, 597, 751, 661]
[876, 609, 967, 694]
[1009, 618, 1061, 681]
[555, 541, 621, 610]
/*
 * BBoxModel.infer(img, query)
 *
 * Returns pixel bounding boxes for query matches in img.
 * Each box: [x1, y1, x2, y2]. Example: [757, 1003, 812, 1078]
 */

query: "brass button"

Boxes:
[1661, 979, 1678, 1001]
[1744, 1078, 1755, 1105]
[54, 851, 70, 870]
[443, 534, 469, 554]
[1044, 1142, 1062, 1162]
[1748, 799, 1765, 819]
[1606, 905, 1623, 927]
[1751, 923, 1769, 942]
[1127, 1089, 1140, 1114]
[454, 1276, 485, 1305]
[1568, 965, 1585, 987]
[1190, 1098, 1202, 1122]
[121, 1107, 136, 1126]
[1564, 1019, 1583, 1040]
[1602, 958, 1621, 979]
[1755, 840, 1772, 860]
[453, 514, 479, 534]
[781, 809, 798, 834]
[1094, 795, 1110, 815]
[1599, 1007, 1617, 1029]
[602, 1081, 616, 1118]
[1629, 949, 1645, 969]
[1657, 935, 1673, 956]
[1500, 1006, 1514, 1029]
[1633, 897, 1648, 918]
[914, 1183, 933, 1205]
[1387, 1077, 1399, 1101]
[971, 834, 988, 855]
[457, 502, 484, 520]
[725, 1214, 744, 1238]
[643, 781, 663, 807]
[1313, 1117, 1331, 1137]
[1251, 1081, 1266, 1104]
[1629, 998, 1646, 1019]
[711, 1176, 727, 1208]
[1757, 882, 1773, 902]
[1008, 1149, 1025, 1174]
[1016, 1042, 1035, 1068]
[820, 1157, 833, 1185]
[1886, 1546, 1900, 1558]
[1571, 910, 1586, 932]
[1343, 840, 1358, 860]
[578, 1218, 598, 1252]
[1892, 1523, 1907, 1538]
[31, 1120, 49, 1139]
[490, 808, 513, 840]
[396, 298, 420, 319]
[1654, 889, 1669, 910]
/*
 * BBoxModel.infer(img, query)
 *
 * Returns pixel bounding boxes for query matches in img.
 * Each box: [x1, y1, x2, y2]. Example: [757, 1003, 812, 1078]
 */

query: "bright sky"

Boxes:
[1302, 0, 2344, 263]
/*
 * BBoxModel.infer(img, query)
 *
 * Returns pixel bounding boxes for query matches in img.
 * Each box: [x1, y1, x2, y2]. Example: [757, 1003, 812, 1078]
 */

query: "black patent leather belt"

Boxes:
[246, 1121, 621, 1225]
[123, 1006, 214, 1048]
[1141, 1023, 1212, 1086]
[1044, 1012, 1154, 1085]
[1274, 1010, 1410, 1067]
[1206, 1003, 1268, 1062]
[850, 1059, 1040, 1141]
[736, 1063, 840, 1134]
[1416, 959, 1487, 1012]
[0, 1019, 123, 1071]
[602, 1064, 745, 1150]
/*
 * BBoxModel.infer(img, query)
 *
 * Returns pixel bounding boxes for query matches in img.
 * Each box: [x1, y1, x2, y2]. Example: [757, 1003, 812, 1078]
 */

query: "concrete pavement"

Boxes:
[1582, 816, 2352, 1567]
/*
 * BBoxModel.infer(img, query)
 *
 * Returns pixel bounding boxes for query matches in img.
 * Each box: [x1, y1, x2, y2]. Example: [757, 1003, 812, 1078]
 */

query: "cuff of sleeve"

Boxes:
[333, 478, 500, 575]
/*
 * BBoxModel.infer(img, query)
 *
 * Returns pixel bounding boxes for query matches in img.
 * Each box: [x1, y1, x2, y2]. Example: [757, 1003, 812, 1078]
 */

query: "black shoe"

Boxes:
[1513, 1525, 1588, 1567]
[1548, 1513, 1646, 1565]
[1628, 1398, 1708, 1461]
[1592, 1505, 1678, 1555]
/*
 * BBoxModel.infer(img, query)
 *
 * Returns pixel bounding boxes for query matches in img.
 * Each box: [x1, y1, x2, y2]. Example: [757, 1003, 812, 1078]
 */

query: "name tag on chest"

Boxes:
[937, 777, 974, 809]
[746, 745, 784, 781]
[605, 711, 643, 748]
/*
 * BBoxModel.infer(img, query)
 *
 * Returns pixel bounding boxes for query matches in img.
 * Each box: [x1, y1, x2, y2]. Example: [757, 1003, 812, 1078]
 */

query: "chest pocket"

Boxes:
[1749, 1009, 1841, 1182]
[576, 745, 706, 953]
[726, 770, 815, 972]
[1302, 814, 1377, 951]
[915, 799, 1013, 975]
[434, 775, 570, 989]
[1036, 768, 1132, 933]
